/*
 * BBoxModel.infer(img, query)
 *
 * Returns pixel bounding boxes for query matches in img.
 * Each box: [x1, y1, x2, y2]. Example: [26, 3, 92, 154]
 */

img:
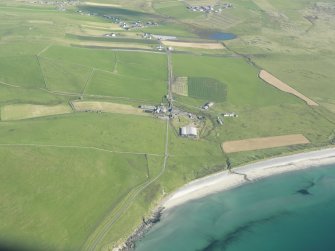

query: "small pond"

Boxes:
[208, 32, 236, 40]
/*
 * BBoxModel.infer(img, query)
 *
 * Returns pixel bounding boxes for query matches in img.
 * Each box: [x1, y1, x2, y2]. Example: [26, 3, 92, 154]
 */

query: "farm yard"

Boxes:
[0, 0, 335, 250]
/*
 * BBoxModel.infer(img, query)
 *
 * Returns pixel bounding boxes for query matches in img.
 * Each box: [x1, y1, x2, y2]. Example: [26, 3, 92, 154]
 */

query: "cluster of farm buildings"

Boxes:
[139, 99, 238, 138]
[187, 3, 233, 13]
[105, 18, 158, 31]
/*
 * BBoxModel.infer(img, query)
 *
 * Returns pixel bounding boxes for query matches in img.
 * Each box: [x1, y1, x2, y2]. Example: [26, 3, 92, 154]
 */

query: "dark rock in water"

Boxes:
[150, 210, 162, 223]
[296, 181, 315, 195]
[296, 189, 311, 195]
[119, 207, 164, 250]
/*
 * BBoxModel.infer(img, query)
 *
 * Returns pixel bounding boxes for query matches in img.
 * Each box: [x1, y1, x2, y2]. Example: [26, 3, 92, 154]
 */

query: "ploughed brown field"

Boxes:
[259, 70, 318, 106]
[162, 41, 224, 49]
[222, 134, 310, 153]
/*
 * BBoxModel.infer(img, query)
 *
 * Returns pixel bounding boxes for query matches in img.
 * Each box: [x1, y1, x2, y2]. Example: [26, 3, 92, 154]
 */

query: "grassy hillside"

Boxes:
[0, 0, 334, 250]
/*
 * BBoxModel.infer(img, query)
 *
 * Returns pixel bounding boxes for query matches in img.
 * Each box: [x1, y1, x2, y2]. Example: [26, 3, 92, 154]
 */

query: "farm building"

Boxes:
[223, 112, 238, 117]
[217, 116, 224, 125]
[152, 34, 177, 40]
[139, 105, 156, 112]
[180, 126, 198, 137]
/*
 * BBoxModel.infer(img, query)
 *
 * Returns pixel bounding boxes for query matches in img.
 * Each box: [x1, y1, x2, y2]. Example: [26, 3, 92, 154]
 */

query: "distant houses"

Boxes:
[222, 112, 238, 117]
[217, 116, 224, 125]
[151, 34, 177, 41]
[180, 125, 198, 138]
[139, 105, 156, 112]
[186, 3, 233, 13]
[156, 44, 165, 51]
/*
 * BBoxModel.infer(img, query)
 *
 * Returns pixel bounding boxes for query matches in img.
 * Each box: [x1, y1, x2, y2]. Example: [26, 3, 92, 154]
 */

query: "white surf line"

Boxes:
[163, 147, 335, 209]
[0, 143, 165, 157]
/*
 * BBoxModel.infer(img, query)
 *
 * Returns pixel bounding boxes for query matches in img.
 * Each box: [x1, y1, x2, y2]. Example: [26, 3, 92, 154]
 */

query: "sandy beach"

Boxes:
[163, 148, 335, 210]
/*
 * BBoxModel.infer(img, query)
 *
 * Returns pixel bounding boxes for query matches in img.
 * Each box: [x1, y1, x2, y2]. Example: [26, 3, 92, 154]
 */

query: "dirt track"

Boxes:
[259, 70, 318, 106]
[222, 134, 310, 153]
[162, 41, 224, 49]
[73, 41, 151, 50]
[72, 101, 148, 116]
[84, 2, 121, 7]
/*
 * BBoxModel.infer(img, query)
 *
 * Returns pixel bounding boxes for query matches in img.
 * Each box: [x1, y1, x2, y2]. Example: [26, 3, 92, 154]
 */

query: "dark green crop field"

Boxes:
[188, 77, 227, 102]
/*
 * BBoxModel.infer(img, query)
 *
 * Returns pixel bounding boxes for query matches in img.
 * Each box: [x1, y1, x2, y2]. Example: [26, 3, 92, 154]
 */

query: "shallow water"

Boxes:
[135, 164, 335, 251]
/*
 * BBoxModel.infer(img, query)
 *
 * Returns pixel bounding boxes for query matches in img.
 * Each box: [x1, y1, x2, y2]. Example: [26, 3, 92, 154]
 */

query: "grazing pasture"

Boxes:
[0, 146, 149, 250]
[0, 113, 166, 154]
[39, 57, 91, 93]
[85, 70, 165, 102]
[0, 56, 45, 88]
[41, 46, 117, 72]
[172, 54, 300, 107]
[259, 70, 318, 106]
[71, 101, 148, 116]
[85, 51, 167, 102]
[254, 54, 335, 110]
[1, 104, 72, 121]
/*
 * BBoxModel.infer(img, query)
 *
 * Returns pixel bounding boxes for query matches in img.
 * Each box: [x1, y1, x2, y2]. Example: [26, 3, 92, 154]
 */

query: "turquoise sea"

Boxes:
[135, 164, 335, 251]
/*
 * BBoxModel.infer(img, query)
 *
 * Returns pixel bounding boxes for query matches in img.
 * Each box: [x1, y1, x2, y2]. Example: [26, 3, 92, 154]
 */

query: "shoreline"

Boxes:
[116, 147, 335, 250]
[162, 147, 335, 210]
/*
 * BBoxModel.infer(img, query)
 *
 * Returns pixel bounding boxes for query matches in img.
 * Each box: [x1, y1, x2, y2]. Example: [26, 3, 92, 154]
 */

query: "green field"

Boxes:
[0, 146, 149, 250]
[172, 54, 301, 107]
[0, 0, 334, 250]
[39, 57, 92, 93]
[0, 56, 45, 88]
[188, 77, 227, 102]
